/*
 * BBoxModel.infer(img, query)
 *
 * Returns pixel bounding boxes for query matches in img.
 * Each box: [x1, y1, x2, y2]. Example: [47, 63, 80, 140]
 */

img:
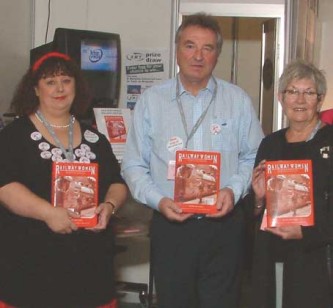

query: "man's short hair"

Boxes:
[175, 12, 223, 55]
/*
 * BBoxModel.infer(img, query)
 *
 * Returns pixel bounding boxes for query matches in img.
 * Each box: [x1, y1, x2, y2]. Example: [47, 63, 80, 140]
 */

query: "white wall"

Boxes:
[33, 0, 174, 109]
[0, 0, 32, 119]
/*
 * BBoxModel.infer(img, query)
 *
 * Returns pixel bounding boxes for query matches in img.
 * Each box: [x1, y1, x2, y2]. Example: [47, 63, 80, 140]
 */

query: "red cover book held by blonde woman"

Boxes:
[174, 150, 221, 214]
[264, 160, 314, 227]
[51, 162, 99, 228]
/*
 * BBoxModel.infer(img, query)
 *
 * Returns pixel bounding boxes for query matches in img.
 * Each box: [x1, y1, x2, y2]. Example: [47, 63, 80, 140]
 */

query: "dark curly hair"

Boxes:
[10, 54, 92, 118]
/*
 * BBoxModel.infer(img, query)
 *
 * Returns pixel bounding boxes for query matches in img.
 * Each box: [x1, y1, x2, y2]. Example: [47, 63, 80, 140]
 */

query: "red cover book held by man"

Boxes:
[174, 150, 221, 214]
[51, 162, 99, 228]
[264, 160, 314, 227]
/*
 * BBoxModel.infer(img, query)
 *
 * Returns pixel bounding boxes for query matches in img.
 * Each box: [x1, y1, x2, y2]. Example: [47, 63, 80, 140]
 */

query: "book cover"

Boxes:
[174, 150, 221, 214]
[265, 159, 314, 227]
[51, 162, 99, 228]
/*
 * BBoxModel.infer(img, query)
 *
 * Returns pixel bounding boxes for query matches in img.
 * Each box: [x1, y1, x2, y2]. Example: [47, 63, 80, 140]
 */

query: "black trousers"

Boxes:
[151, 205, 245, 308]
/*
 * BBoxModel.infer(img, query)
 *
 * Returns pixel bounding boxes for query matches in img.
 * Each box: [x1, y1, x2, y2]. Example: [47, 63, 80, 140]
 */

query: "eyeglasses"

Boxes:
[283, 89, 320, 102]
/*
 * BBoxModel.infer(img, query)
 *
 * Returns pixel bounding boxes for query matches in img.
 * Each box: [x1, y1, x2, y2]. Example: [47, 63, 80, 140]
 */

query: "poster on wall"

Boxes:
[125, 48, 169, 109]
[93, 108, 131, 162]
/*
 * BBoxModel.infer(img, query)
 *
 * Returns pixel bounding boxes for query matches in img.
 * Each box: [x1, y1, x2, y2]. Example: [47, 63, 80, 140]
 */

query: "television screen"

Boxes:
[81, 39, 118, 72]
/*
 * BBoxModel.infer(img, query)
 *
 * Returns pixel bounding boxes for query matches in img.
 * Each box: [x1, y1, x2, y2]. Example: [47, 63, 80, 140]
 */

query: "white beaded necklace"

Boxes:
[34, 111, 75, 128]
[35, 109, 75, 161]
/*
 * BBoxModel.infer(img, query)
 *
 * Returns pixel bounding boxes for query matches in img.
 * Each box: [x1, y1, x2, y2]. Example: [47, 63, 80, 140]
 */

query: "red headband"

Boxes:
[32, 52, 71, 72]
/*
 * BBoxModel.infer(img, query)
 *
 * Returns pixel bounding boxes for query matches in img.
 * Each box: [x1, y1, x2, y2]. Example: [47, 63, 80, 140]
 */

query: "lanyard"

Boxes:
[306, 120, 322, 141]
[36, 110, 75, 161]
[176, 76, 217, 148]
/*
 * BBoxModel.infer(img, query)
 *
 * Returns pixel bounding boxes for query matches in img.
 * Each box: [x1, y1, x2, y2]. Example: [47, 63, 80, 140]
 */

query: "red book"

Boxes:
[264, 160, 314, 227]
[174, 150, 221, 214]
[51, 162, 99, 228]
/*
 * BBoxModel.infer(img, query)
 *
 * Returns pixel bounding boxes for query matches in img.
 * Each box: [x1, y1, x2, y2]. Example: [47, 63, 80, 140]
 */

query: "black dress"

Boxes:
[0, 116, 125, 308]
[250, 125, 333, 308]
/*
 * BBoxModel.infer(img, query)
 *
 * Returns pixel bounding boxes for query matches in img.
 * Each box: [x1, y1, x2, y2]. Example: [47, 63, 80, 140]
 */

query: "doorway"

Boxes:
[172, 1, 285, 132]
[214, 16, 277, 135]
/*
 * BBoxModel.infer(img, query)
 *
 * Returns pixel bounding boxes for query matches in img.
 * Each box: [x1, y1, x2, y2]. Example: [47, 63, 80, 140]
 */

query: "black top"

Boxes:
[250, 125, 333, 308]
[0, 116, 125, 307]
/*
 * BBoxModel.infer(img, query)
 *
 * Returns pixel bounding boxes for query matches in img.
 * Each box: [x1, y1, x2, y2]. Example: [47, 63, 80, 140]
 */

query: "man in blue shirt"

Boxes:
[121, 13, 264, 308]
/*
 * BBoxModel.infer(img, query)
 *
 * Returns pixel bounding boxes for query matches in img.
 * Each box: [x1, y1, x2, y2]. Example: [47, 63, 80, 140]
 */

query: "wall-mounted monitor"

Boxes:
[30, 28, 121, 124]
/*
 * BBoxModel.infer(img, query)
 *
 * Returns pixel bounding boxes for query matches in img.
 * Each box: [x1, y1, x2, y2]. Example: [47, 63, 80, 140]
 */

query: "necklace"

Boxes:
[35, 110, 75, 161]
[34, 112, 75, 128]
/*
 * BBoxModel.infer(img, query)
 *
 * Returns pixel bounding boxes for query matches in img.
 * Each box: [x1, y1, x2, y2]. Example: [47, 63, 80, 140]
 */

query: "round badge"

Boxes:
[51, 148, 63, 156]
[31, 131, 42, 141]
[84, 130, 99, 143]
[52, 154, 63, 162]
[75, 148, 85, 157]
[81, 144, 91, 152]
[39, 142, 50, 151]
[86, 151, 96, 160]
[167, 136, 184, 153]
[210, 123, 221, 135]
[40, 151, 52, 159]
[79, 156, 90, 163]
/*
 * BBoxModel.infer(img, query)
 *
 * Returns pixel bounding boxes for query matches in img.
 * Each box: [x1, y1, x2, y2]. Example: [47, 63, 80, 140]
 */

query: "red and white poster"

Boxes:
[94, 108, 131, 162]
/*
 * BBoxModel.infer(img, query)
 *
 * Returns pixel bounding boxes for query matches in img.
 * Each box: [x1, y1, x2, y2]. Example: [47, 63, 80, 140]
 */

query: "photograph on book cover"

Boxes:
[265, 160, 314, 227]
[174, 150, 221, 213]
[54, 175, 97, 218]
[266, 173, 312, 218]
[52, 162, 99, 227]
[175, 163, 219, 205]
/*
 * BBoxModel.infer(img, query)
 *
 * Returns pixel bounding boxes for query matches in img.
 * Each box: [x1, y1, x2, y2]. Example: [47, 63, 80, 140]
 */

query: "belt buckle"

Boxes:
[193, 214, 205, 220]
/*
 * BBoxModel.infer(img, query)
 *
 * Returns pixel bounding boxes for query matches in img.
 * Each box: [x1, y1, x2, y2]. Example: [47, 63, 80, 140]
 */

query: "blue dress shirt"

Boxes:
[121, 76, 264, 211]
